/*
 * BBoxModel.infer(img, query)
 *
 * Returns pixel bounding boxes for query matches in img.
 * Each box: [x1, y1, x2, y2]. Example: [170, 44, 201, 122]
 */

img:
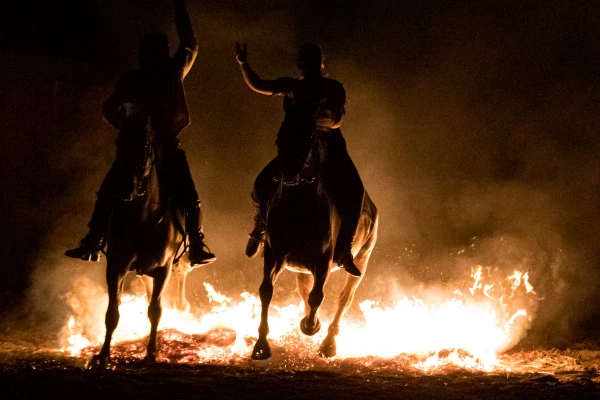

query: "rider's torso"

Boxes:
[276, 76, 345, 140]
[117, 63, 189, 145]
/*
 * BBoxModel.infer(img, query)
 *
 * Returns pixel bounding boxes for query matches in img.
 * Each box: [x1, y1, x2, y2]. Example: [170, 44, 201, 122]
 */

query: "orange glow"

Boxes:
[62, 266, 537, 371]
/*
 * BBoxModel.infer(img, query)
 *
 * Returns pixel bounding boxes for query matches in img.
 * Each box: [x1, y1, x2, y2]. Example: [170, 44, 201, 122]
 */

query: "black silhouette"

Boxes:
[86, 106, 185, 368]
[236, 42, 365, 277]
[236, 43, 378, 358]
[62, 0, 214, 368]
[65, 0, 215, 267]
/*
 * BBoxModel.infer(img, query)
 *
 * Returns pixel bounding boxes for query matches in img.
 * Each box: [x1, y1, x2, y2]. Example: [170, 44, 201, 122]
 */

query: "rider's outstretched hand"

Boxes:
[236, 42, 247, 65]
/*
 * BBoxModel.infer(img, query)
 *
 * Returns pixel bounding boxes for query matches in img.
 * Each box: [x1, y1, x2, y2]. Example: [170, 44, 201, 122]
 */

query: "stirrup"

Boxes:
[188, 240, 216, 266]
[65, 243, 103, 262]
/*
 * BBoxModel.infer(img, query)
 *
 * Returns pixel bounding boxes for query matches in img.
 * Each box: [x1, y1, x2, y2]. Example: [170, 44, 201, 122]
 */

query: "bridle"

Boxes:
[275, 133, 319, 187]
[123, 121, 158, 202]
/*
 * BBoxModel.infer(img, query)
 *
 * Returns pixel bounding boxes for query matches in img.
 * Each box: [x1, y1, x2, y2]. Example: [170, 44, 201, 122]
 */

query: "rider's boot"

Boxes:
[246, 202, 266, 258]
[65, 231, 105, 262]
[334, 208, 362, 277]
[334, 244, 361, 277]
[186, 201, 216, 266]
[246, 160, 280, 258]
[65, 194, 111, 262]
[332, 189, 363, 276]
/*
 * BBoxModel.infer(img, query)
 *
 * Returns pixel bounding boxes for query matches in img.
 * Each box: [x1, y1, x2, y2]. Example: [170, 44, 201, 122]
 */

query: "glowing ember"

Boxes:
[62, 266, 537, 371]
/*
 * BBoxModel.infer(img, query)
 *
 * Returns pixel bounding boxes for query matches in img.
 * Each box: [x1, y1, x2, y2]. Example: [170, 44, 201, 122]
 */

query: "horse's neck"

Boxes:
[141, 167, 163, 217]
[300, 139, 323, 186]
[277, 162, 324, 207]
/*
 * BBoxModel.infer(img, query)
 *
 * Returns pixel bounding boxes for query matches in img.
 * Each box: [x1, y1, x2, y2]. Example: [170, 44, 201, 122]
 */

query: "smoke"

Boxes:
[2, 0, 599, 349]
[333, 0, 600, 344]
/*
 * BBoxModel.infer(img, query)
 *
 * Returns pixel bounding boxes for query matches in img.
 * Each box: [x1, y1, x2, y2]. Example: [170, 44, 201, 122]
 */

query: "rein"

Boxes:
[123, 125, 158, 202]
[275, 134, 319, 187]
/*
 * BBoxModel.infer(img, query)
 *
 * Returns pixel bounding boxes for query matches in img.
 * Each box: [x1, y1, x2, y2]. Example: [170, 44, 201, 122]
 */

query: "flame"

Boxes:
[62, 267, 538, 371]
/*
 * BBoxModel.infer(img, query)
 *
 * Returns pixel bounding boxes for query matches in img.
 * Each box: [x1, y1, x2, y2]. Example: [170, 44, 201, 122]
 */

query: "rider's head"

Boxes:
[296, 43, 323, 76]
[138, 32, 170, 70]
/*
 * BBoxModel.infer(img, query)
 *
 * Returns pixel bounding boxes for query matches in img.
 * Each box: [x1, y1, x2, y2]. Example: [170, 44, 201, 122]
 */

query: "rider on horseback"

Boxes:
[235, 42, 364, 277]
[65, 0, 216, 266]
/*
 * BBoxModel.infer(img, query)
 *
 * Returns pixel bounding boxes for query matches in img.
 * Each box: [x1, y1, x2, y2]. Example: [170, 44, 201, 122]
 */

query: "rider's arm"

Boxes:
[235, 42, 288, 96]
[238, 61, 281, 96]
[315, 80, 346, 130]
[172, 0, 198, 79]
[103, 95, 122, 129]
[102, 75, 130, 129]
[330, 81, 346, 128]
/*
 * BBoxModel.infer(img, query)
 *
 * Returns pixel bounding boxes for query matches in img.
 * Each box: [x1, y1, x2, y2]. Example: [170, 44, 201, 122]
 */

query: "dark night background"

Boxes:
[0, 0, 599, 347]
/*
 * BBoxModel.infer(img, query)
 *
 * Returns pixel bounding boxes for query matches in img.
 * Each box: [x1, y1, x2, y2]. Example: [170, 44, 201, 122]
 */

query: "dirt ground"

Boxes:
[1, 329, 599, 400]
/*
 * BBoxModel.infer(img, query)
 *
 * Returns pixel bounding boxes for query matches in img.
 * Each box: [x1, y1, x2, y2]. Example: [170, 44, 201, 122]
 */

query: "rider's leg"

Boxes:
[65, 164, 119, 261]
[333, 190, 363, 277]
[246, 187, 266, 258]
[246, 158, 279, 258]
[185, 200, 216, 265]
[321, 129, 364, 277]
[168, 147, 216, 266]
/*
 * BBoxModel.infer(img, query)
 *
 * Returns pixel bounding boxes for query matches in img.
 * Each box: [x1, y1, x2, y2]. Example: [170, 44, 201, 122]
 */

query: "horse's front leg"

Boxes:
[252, 248, 281, 360]
[88, 268, 127, 369]
[300, 257, 329, 336]
[145, 265, 171, 363]
[296, 273, 314, 317]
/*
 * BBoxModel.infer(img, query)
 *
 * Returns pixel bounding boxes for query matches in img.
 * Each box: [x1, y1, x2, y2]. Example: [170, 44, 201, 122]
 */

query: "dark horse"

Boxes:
[88, 124, 188, 368]
[252, 132, 378, 360]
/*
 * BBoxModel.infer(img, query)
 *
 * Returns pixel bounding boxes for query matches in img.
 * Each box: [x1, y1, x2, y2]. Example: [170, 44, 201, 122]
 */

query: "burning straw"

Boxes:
[61, 265, 538, 371]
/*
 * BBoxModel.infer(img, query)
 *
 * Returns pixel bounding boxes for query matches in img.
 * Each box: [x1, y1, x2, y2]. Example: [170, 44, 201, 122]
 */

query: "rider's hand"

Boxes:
[235, 42, 247, 65]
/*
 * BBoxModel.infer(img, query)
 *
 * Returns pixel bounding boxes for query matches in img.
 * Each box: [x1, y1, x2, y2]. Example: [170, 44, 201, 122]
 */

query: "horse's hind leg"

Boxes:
[89, 268, 127, 369]
[140, 275, 153, 303]
[172, 259, 191, 313]
[252, 248, 282, 360]
[145, 266, 171, 363]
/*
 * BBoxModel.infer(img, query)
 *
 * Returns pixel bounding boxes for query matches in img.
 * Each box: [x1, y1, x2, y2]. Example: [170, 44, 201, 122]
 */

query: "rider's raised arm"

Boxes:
[173, 0, 198, 79]
[235, 42, 287, 96]
[238, 63, 281, 95]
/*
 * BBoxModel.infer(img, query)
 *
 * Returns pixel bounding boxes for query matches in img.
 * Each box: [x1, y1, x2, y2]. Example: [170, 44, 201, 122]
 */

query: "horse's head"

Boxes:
[276, 132, 319, 186]
[118, 121, 157, 201]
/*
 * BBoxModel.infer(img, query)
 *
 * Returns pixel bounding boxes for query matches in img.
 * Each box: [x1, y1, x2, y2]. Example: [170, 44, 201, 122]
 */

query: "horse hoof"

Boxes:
[300, 317, 321, 336]
[87, 354, 111, 370]
[143, 354, 157, 364]
[318, 337, 337, 358]
[251, 338, 271, 360]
